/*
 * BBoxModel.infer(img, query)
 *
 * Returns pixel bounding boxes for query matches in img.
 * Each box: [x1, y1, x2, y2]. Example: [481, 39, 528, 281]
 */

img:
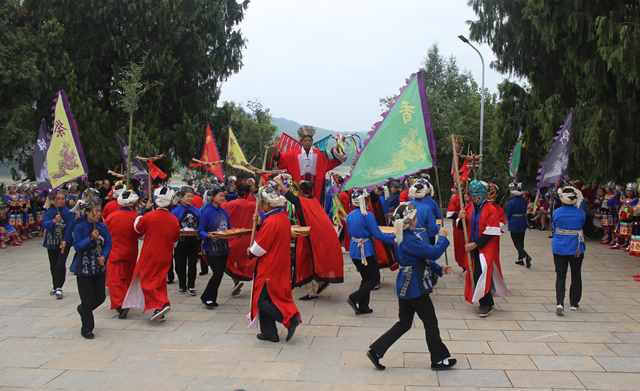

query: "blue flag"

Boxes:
[33, 119, 51, 189]
[537, 112, 573, 188]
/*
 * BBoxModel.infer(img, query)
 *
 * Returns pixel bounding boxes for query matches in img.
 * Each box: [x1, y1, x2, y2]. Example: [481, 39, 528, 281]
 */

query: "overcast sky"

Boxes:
[220, 0, 513, 132]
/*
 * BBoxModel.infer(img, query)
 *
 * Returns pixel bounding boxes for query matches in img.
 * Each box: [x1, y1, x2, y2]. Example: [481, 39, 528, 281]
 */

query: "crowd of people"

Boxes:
[1, 125, 637, 372]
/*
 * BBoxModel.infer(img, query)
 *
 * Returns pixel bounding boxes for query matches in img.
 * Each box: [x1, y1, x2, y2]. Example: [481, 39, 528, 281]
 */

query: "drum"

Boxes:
[619, 222, 632, 237]
[629, 235, 640, 257]
[601, 214, 613, 227]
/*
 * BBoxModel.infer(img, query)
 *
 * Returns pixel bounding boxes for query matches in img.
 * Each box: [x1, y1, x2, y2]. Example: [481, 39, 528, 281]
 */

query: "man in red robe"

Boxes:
[222, 183, 256, 296]
[274, 176, 343, 300]
[102, 181, 126, 220]
[104, 190, 141, 319]
[459, 180, 508, 318]
[446, 189, 468, 272]
[123, 187, 180, 321]
[248, 183, 301, 343]
[274, 126, 343, 202]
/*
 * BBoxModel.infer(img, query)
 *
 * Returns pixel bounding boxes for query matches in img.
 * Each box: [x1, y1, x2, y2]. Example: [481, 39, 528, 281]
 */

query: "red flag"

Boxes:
[147, 160, 167, 180]
[191, 123, 224, 180]
[268, 132, 302, 169]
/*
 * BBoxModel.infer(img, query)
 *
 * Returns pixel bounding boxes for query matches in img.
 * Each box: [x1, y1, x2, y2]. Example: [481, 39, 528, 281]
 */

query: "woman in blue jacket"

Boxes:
[172, 186, 201, 296]
[70, 201, 112, 339]
[42, 190, 74, 299]
[198, 185, 230, 308]
[552, 186, 586, 316]
[368, 203, 456, 371]
[505, 182, 532, 268]
[346, 189, 395, 315]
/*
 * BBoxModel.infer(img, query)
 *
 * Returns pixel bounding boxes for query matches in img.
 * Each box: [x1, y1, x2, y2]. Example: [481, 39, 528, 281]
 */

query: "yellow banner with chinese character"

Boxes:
[46, 91, 88, 188]
[226, 127, 253, 173]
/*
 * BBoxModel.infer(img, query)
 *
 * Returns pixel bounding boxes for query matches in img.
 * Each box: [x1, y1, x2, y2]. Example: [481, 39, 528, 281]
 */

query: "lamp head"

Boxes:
[458, 35, 470, 43]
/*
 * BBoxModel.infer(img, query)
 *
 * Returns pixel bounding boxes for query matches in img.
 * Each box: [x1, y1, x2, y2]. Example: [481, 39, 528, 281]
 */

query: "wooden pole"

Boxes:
[249, 146, 270, 245]
[451, 135, 474, 289]
[433, 165, 449, 266]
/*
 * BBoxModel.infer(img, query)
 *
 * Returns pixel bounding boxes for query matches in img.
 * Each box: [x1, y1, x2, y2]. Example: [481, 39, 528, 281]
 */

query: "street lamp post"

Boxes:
[458, 35, 485, 176]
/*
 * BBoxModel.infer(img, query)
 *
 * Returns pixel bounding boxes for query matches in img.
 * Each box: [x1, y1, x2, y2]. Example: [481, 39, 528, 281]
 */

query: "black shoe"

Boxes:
[372, 283, 381, 291]
[347, 297, 359, 315]
[525, 256, 532, 268]
[515, 259, 524, 266]
[286, 316, 301, 342]
[431, 358, 457, 370]
[366, 350, 386, 370]
[76, 305, 82, 316]
[298, 294, 319, 301]
[167, 279, 175, 285]
[199, 271, 208, 276]
[117, 308, 129, 319]
[203, 300, 218, 309]
[357, 308, 374, 315]
[150, 304, 171, 321]
[257, 333, 280, 343]
[478, 305, 494, 318]
[316, 281, 330, 295]
[81, 331, 95, 340]
[231, 282, 244, 297]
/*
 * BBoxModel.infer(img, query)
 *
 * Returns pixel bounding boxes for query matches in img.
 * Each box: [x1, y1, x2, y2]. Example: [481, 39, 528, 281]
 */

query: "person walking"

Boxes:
[367, 203, 455, 371]
[505, 182, 532, 268]
[552, 186, 586, 316]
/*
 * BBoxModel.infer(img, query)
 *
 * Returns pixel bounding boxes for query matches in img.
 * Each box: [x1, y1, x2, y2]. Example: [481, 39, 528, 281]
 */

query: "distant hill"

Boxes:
[271, 117, 356, 140]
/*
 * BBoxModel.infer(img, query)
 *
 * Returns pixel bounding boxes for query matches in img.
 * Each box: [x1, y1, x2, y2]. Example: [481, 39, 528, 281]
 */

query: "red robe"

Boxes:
[277, 147, 341, 201]
[123, 209, 180, 311]
[249, 210, 300, 328]
[222, 197, 256, 281]
[294, 197, 344, 286]
[446, 193, 468, 271]
[102, 199, 119, 220]
[105, 208, 140, 309]
[462, 202, 509, 304]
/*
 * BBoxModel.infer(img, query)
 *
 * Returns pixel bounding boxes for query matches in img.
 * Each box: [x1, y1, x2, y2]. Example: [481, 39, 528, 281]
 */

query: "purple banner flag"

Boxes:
[32, 119, 51, 189]
[537, 111, 574, 188]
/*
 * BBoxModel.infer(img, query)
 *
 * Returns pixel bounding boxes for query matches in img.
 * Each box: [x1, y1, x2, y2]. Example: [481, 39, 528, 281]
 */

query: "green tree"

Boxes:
[1, 0, 249, 178]
[468, 0, 640, 183]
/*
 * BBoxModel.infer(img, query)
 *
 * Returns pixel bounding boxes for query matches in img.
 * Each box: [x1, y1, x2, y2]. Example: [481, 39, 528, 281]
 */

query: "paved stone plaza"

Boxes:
[1, 228, 640, 391]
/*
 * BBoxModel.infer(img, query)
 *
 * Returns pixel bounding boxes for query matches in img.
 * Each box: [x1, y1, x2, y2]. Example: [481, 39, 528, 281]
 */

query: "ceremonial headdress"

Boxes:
[258, 181, 287, 208]
[509, 182, 523, 196]
[392, 202, 418, 244]
[154, 186, 175, 208]
[625, 182, 637, 194]
[203, 183, 225, 203]
[297, 126, 316, 140]
[274, 173, 293, 189]
[408, 178, 433, 199]
[112, 181, 126, 199]
[557, 185, 583, 206]
[117, 190, 139, 207]
[468, 180, 488, 201]
[351, 188, 369, 215]
[81, 188, 102, 205]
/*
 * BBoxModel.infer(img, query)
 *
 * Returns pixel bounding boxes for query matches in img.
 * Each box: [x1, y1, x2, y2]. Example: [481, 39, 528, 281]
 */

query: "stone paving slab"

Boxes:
[1, 227, 640, 390]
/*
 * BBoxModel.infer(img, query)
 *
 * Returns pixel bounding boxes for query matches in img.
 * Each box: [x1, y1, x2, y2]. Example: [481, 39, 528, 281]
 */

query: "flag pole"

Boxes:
[433, 165, 449, 266]
[451, 135, 474, 290]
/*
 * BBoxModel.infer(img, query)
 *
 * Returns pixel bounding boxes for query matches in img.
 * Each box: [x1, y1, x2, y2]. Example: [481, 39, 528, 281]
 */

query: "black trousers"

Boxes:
[167, 260, 175, 283]
[349, 256, 380, 311]
[370, 294, 450, 365]
[47, 246, 70, 289]
[510, 231, 530, 260]
[174, 239, 200, 290]
[258, 287, 284, 338]
[201, 254, 227, 303]
[471, 250, 494, 307]
[554, 254, 583, 307]
[77, 274, 106, 334]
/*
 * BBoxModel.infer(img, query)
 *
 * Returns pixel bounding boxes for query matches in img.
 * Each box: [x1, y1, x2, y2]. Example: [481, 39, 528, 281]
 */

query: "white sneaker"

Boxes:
[50, 289, 56, 296]
[55, 289, 64, 300]
[570, 305, 579, 311]
[556, 305, 564, 316]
